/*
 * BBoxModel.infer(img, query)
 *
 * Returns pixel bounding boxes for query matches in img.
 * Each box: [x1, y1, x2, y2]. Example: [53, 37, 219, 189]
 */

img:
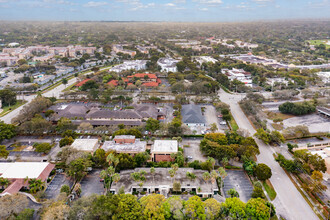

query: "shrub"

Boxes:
[33, 143, 53, 154]
[59, 136, 74, 147]
[60, 184, 70, 195]
[279, 101, 316, 115]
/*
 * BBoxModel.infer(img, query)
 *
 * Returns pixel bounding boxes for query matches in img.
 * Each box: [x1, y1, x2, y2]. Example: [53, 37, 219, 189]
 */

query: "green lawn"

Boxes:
[263, 180, 277, 201]
[229, 114, 239, 131]
[0, 100, 27, 117]
[308, 40, 330, 49]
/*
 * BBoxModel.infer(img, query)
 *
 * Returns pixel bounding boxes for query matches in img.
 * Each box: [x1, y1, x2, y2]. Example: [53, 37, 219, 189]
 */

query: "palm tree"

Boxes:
[0, 177, 10, 189]
[131, 170, 146, 193]
[186, 172, 196, 181]
[210, 170, 218, 184]
[100, 166, 115, 193]
[221, 157, 229, 167]
[106, 153, 119, 169]
[202, 172, 211, 183]
[207, 157, 216, 171]
[218, 167, 227, 180]
[112, 173, 120, 184]
[169, 169, 175, 184]
[172, 163, 179, 172]
[28, 179, 44, 194]
[218, 167, 227, 196]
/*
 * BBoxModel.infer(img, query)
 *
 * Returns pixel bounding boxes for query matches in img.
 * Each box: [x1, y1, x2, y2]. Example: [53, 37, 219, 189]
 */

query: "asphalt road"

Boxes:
[0, 66, 112, 124]
[218, 89, 318, 220]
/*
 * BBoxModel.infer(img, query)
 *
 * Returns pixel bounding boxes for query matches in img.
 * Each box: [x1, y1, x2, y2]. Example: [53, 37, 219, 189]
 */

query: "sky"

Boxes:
[0, 0, 329, 22]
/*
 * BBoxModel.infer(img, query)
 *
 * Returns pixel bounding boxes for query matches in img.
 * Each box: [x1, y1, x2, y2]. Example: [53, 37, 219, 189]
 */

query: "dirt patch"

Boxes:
[265, 111, 294, 121]
[272, 123, 284, 131]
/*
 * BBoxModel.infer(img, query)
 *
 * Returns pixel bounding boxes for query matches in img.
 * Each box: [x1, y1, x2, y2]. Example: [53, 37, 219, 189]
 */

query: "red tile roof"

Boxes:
[142, 82, 159, 87]
[108, 80, 118, 86]
[37, 163, 55, 182]
[127, 83, 133, 86]
[75, 79, 92, 87]
[2, 179, 24, 195]
[127, 73, 157, 79]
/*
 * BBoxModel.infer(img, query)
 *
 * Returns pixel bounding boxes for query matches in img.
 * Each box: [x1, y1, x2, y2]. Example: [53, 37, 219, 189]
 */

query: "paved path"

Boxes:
[218, 89, 318, 220]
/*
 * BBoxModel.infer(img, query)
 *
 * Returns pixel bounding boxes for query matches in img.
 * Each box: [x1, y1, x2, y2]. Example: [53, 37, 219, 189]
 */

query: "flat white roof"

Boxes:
[152, 140, 178, 154]
[71, 139, 99, 152]
[0, 162, 50, 179]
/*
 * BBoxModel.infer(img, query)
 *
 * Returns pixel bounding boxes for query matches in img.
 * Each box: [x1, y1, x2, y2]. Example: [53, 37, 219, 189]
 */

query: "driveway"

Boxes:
[80, 169, 105, 197]
[45, 173, 73, 199]
[182, 139, 207, 162]
[218, 88, 318, 220]
[203, 105, 226, 132]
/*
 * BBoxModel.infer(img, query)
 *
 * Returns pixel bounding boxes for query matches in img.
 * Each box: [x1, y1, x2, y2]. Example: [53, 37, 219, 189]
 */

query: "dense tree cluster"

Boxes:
[279, 101, 316, 115]
[200, 132, 260, 162]
[0, 89, 17, 107]
[12, 96, 52, 124]
[39, 193, 275, 220]
[254, 128, 285, 145]
[0, 121, 16, 142]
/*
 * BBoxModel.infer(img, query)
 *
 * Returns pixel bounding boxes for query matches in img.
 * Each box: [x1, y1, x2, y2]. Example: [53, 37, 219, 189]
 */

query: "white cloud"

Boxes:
[83, 1, 108, 7]
[200, 7, 208, 11]
[194, 0, 223, 4]
[129, 1, 156, 11]
[173, 0, 186, 3]
[165, 3, 176, 7]
[252, 0, 273, 3]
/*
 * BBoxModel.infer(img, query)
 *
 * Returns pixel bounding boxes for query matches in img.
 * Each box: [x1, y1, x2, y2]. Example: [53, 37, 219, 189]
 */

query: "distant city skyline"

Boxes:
[0, 0, 329, 22]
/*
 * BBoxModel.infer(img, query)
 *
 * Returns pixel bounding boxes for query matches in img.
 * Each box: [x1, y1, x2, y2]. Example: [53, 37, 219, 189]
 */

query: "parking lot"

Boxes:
[182, 139, 207, 162]
[80, 169, 105, 197]
[282, 113, 329, 133]
[223, 170, 253, 202]
[45, 173, 73, 199]
[203, 105, 227, 132]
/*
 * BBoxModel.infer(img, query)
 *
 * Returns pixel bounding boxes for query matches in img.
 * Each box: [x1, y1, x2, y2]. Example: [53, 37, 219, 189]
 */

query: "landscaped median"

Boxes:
[262, 180, 277, 201]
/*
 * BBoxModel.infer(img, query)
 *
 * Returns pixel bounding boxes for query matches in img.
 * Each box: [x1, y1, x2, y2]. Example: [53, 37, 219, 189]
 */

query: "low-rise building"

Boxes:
[195, 56, 218, 64]
[0, 162, 55, 195]
[136, 45, 148, 54]
[110, 60, 147, 73]
[267, 78, 289, 87]
[110, 168, 219, 198]
[34, 74, 55, 85]
[181, 104, 206, 128]
[221, 68, 252, 87]
[102, 135, 146, 154]
[49, 103, 165, 128]
[112, 45, 136, 57]
[151, 140, 178, 162]
[157, 58, 179, 72]
[70, 138, 99, 153]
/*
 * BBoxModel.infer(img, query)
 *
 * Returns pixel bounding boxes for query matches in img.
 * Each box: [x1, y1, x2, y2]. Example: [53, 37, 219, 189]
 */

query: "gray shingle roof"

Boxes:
[181, 104, 206, 124]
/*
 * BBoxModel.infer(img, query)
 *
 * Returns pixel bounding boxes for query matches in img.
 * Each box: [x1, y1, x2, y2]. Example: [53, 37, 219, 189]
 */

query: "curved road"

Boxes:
[218, 89, 318, 220]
